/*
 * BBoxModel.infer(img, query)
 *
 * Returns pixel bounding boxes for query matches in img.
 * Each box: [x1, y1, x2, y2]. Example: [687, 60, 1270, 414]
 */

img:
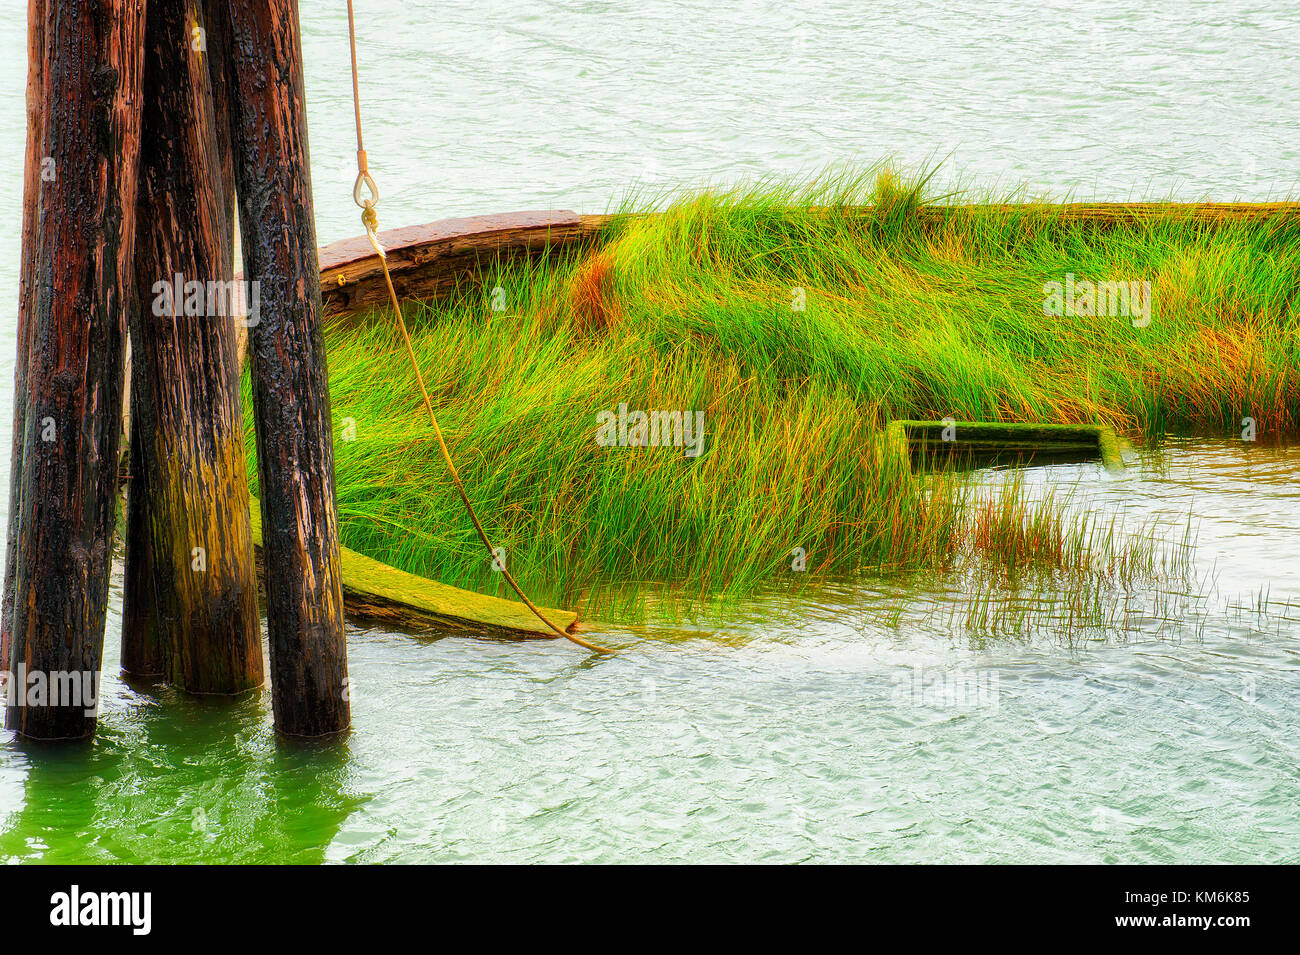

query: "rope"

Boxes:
[344, 0, 612, 654]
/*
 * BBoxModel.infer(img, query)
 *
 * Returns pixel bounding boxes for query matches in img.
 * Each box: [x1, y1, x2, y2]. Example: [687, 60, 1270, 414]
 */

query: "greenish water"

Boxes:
[1, 3, 1298, 863]
[2, 440, 1298, 863]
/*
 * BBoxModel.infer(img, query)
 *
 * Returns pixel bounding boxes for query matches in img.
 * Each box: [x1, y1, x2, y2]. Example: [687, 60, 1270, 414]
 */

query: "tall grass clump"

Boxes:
[243, 165, 1298, 615]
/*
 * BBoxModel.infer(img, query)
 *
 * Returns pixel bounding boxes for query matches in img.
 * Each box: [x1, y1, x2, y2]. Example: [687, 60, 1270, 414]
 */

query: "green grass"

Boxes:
[242, 167, 1299, 616]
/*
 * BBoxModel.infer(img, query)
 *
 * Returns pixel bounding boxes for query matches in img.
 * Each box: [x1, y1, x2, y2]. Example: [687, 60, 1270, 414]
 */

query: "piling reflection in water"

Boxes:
[0, 673, 363, 864]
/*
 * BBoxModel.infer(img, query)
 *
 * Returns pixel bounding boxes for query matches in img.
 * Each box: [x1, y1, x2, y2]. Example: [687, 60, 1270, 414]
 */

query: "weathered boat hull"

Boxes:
[246, 501, 575, 638]
[273, 201, 1292, 638]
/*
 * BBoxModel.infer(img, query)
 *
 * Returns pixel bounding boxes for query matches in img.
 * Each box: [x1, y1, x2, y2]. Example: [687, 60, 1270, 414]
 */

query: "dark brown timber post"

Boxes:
[5, 0, 147, 740]
[121, 0, 262, 693]
[1, 0, 47, 675]
[214, 0, 350, 736]
[120, 396, 162, 678]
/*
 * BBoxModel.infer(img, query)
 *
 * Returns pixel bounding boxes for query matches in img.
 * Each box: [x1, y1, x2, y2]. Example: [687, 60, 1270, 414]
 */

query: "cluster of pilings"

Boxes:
[2, 0, 349, 741]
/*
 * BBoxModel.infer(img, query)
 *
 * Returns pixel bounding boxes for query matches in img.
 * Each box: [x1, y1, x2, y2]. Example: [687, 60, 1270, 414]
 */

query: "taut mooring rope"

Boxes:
[344, 0, 612, 654]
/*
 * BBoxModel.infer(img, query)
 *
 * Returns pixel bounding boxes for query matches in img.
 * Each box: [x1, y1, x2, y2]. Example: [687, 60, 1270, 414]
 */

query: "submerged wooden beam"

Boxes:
[5, 0, 147, 740]
[217, 0, 349, 737]
[246, 503, 574, 638]
[884, 420, 1125, 473]
[122, 0, 261, 693]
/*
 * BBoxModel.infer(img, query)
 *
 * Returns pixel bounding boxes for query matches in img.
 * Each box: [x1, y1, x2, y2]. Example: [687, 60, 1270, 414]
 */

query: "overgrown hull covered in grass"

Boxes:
[243, 172, 1299, 615]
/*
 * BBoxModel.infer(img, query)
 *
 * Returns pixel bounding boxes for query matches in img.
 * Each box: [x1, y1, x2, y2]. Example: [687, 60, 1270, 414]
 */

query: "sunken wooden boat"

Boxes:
[281, 201, 1290, 636]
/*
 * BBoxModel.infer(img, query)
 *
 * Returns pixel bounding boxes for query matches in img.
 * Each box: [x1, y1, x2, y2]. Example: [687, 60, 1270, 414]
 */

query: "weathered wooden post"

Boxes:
[214, 0, 351, 736]
[120, 426, 163, 679]
[1, 0, 46, 675]
[120, 0, 263, 694]
[4, 0, 147, 740]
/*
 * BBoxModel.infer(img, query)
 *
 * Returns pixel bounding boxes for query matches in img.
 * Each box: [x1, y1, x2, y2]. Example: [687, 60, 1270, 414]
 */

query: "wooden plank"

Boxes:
[916, 201, 1300, 225]
[240, 211, 593, 321]
[885, 420, 1125, 473]
[319, 211, 589, 319]
[246, 502, 571, 639]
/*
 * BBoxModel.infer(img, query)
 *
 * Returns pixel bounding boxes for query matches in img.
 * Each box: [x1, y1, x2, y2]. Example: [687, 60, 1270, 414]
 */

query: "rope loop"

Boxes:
[361, 204, 385, 259]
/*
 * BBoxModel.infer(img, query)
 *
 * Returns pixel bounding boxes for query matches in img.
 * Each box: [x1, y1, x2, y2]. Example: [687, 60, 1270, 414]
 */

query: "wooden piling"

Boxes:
[214, 0, 350, 736]
[120, 0, 262, 693]
[120, 421, 163, 680]
[5, 0, 147, 740]
[1, 0, 46, 676]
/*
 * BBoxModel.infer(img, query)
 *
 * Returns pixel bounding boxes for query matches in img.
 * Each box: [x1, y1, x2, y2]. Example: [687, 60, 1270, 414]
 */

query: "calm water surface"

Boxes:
[0, 3, 1297, 863]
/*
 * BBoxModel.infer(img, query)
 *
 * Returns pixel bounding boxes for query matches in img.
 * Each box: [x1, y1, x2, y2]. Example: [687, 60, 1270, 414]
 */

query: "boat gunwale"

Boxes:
[312, 201, 1300, 320]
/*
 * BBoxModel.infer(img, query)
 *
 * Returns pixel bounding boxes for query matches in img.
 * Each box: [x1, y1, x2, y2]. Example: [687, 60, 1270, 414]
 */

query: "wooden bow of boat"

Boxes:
[318, 210, 604, 320]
